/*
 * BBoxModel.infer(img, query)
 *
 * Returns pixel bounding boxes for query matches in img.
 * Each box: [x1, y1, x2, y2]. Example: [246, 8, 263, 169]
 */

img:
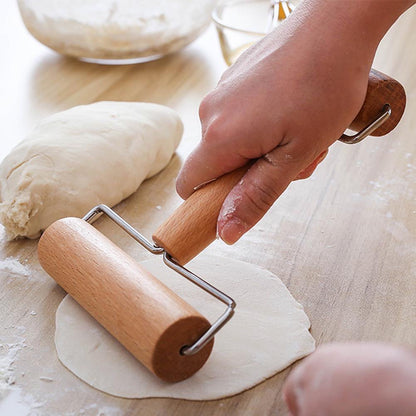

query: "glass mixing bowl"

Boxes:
[18, 0, 217, 64]
[212, 0, 298, 66]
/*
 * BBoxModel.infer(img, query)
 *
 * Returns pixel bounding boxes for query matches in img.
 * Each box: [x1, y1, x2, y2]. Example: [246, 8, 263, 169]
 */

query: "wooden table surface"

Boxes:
[1, 2, 416, 415]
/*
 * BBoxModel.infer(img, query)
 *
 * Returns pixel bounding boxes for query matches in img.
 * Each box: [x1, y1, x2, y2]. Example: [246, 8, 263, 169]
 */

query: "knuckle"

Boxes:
[198, 90, 217, 120]
[269, 140, 322, 176]
[201, 116, 226, 146]
[242, 180, 278, 218]
[282, 145, 313, 165]
[198, 96, 210, 120]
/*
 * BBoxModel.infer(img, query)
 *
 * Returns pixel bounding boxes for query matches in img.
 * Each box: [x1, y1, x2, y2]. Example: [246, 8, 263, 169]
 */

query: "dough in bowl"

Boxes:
[0, 101, 182, 239]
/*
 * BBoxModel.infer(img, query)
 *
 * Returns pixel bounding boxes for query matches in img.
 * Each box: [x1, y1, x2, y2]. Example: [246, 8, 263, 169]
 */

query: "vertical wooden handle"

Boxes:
[38, 218, 213, 382]
[153, 69, 406, 265]
[350, 68, 406, 136]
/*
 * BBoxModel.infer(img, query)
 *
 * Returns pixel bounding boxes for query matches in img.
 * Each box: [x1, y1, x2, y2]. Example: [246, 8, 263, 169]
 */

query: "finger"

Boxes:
[176, 105, 285, 199]
[283, 343, 416, 416]
[283, 365, 305, 416]
[217, 143, 318, 244]
[295, 149, 328, 180]
[176, 140, 249, 200]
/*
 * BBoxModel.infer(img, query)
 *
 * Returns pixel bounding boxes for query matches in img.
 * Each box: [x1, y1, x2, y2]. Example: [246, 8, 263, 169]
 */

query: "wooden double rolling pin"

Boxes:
[38, 68, 406, 382]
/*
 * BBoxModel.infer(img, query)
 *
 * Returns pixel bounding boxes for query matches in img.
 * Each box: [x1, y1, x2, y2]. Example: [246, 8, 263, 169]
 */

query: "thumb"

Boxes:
[217, 144, 320, 244]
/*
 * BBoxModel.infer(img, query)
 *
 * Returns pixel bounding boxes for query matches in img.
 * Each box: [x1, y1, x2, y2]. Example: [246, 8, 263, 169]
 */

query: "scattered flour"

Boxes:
[0, 337, 26, 398]
[39, 377, 54, 383]
[0, 225, 5, 241]
[0, 388, 46, 415]
[0, 258, 31, 278]
[78, 403, 125, 416]
[0, 353, 16, 396]
[0, 329, 48, 414]
[0, 389, 33, 415]
[368, 178, 414, 203]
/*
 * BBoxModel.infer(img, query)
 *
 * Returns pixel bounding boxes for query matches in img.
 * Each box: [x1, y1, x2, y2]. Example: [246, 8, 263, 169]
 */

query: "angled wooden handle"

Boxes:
[38, 217, 213, 382]
[153, 166, 247, 264]
[153, 69, 406, 264]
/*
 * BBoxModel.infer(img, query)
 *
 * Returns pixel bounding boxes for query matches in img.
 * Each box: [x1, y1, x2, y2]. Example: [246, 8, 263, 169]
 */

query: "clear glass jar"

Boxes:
[18, 0, 216, 64]
[212, 0, 298, 66]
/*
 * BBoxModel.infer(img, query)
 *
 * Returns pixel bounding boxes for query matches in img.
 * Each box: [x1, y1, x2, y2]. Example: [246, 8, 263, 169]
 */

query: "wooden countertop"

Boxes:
[1, 2, 416, 415]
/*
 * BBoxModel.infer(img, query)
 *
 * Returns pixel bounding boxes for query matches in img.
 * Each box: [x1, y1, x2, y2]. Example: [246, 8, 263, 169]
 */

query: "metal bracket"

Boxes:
[83, 204, 236, 356]
[338, 104, 391, 144]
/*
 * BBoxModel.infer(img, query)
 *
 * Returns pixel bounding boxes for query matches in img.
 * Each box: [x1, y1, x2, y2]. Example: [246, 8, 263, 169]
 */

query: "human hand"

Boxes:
[283, 342, 416, 416]
[176, 0, 411, 244]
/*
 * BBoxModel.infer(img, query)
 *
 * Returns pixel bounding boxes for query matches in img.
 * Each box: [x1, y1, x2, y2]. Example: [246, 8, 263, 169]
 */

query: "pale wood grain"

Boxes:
[38, 218, 213, 382]
[1, 1, 416, 415]
[153, 166, 247, 264]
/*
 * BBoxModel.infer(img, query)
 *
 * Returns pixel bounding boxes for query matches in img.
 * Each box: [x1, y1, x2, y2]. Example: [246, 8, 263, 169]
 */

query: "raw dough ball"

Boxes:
[55, 255, 315, 400]
[0, 101, 182, 240]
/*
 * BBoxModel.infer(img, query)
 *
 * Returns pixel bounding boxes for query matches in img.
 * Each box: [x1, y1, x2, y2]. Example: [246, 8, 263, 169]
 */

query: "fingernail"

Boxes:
[219, 218, 247, 245]
[193, 177, 217, 191]
[316, 149, 328, 164]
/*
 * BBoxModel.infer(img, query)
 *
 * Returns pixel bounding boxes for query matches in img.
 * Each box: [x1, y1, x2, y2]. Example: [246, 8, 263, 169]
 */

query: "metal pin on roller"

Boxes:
[38, 214, 227, 383]
[83, 204, 236, 357]
[339, 104, 391, 144]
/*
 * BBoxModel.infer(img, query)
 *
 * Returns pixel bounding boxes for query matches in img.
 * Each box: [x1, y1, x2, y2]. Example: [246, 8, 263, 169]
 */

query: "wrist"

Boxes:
[289, 0, 415, 64]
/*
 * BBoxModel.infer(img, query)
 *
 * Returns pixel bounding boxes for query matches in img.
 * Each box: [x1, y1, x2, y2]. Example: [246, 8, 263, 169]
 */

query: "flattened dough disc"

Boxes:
[55, 255, 315, 400]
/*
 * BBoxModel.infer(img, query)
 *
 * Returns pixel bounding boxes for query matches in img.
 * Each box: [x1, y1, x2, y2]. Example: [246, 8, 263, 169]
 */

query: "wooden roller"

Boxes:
[153, 69, 406, 264]
[38, 217, 213, 382]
